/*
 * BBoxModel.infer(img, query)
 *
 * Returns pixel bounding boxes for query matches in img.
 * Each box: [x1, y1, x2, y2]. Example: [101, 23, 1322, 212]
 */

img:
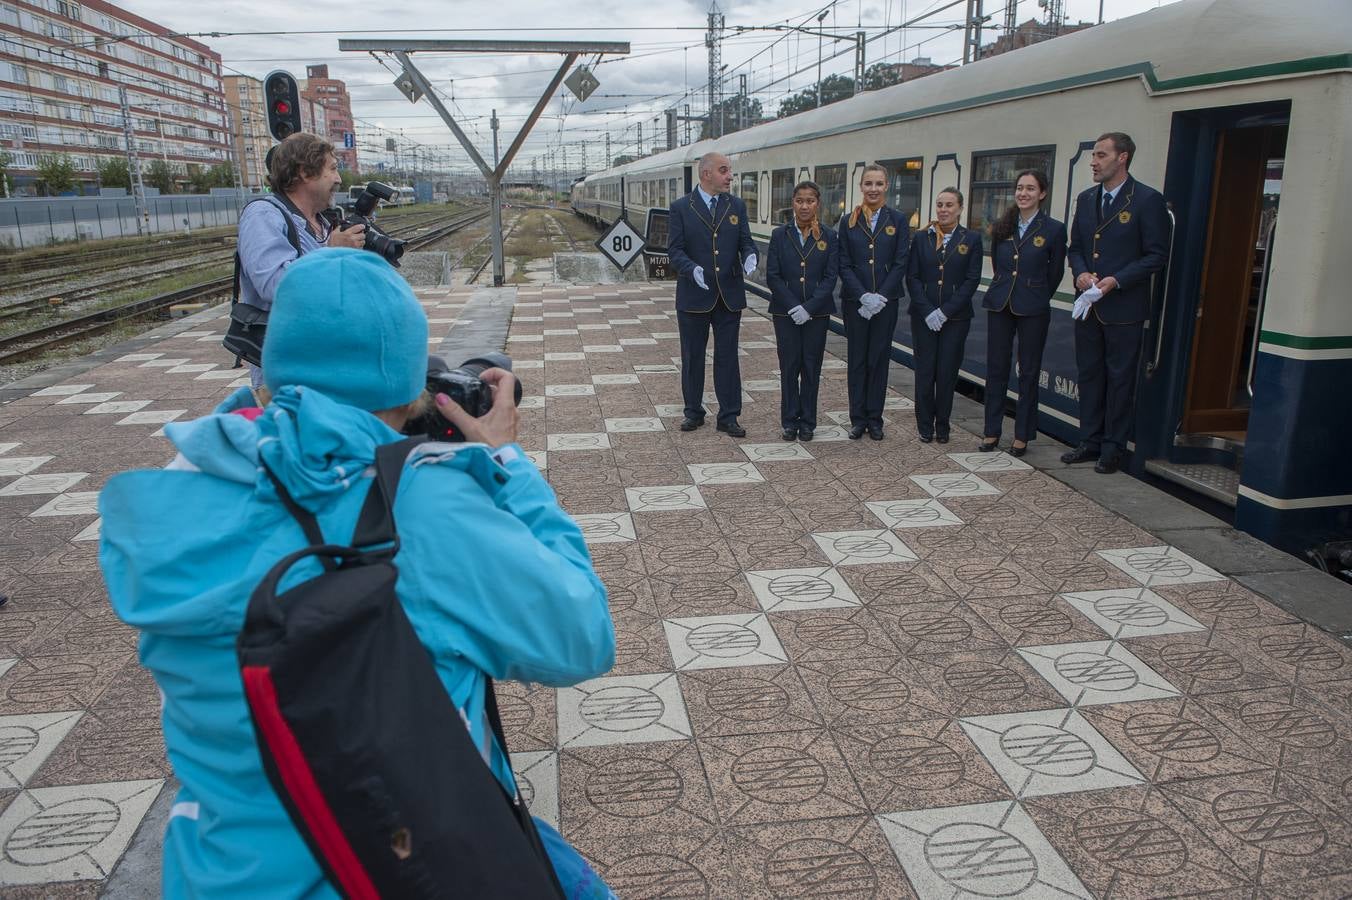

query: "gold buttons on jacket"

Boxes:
[868, 259, 874, 265]
[868, 243, 874, 250]
[800, 261, 806, 268]
[1013, 253, 1019, 261]
[799, 277, 805, 283]
[1093, 252, 1100, 259]
[714, 249, 719, 255]
[938, 279, 944, 287]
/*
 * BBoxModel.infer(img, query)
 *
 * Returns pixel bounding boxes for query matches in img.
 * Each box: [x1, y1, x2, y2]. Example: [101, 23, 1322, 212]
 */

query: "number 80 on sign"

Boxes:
[595, 218, 646, 271]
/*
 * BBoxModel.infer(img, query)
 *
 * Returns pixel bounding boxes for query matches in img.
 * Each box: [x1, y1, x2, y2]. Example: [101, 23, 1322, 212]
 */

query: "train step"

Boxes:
[1144, 459, 1240, 507]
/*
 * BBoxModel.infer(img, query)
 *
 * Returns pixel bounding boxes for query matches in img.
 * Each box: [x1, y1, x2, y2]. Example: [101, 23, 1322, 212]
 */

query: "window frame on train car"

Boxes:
[669, 177, 678, 204]
[876, 156, 925, 232]
[771, 168, 795, 225]
[967, 145, 1057, 239]
[738, 172, 759, 223]
[814, 163, 849, 227]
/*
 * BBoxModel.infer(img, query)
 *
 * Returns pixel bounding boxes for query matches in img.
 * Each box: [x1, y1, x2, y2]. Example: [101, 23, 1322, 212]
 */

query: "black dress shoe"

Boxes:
[918, 432, 933, 443]
[798, 429, 814, 442]
[1094, 452, 1121, 474]
[868, 425, 884, 441]
[978, 439, 999, 452]
[848, 424, 866, 440]
[1060, 443, 1098, 464]
[716, 419, 746, 438]
[780, 427, 797, 441]
[935, 433, 950, 444]
[679, 417, 705, 432]
[1009, 442, 1028, 458]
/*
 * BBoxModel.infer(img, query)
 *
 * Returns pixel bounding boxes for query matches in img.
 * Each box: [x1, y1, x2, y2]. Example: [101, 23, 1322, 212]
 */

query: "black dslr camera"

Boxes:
[404, 352, 523, 442]
[322, 181, 407, 267]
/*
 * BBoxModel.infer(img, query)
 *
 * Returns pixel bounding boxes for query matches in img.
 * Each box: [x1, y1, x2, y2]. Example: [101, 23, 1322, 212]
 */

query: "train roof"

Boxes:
[582, 0, 1350, 183]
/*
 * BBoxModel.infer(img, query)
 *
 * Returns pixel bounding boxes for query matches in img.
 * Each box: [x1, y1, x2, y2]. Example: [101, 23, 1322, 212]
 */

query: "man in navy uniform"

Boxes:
[1063, 132, 1170, 473]
[668, 151, 758, 436]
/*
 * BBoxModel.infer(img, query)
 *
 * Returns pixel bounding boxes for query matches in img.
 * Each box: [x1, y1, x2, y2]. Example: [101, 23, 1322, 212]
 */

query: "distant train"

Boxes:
[572, 0, 1352, 558]
[345, 185, 417, 209]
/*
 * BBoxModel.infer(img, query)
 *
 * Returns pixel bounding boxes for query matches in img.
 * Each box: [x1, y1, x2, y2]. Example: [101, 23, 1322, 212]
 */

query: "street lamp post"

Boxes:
[815, 8, 829, 109]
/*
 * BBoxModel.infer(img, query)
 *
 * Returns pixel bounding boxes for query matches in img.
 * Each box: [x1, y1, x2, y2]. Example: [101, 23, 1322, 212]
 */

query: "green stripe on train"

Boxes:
[1259, 331, 1352, 351]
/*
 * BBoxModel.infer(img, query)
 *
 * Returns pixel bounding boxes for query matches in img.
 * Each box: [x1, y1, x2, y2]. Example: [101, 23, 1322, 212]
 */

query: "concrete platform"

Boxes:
[0, 282, 1350, 896]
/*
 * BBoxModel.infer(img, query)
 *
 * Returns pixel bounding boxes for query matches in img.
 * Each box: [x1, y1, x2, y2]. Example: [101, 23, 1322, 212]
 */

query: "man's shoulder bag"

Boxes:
[237, 438, 565, 899]
[223, 196, 301, 368]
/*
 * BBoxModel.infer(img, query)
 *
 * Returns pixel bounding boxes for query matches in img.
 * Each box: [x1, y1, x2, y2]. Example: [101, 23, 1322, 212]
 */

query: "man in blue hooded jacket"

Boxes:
[99, 249, 616, 897]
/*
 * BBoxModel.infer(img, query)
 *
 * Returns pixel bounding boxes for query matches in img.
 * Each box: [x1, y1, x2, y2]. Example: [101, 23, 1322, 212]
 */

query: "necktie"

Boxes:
[709, 195, 717, 216]
[1102, 191, 1114, 220]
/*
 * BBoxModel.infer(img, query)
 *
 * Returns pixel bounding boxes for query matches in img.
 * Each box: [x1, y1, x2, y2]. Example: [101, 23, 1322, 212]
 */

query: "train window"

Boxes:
[815, 164, 848, 225]
[968, 147, 1055, 238]
[669, 178, 678, 202]
[876, 157, 923, 232]
[739, 173, 759, 222]
[771, 169, 795, 224]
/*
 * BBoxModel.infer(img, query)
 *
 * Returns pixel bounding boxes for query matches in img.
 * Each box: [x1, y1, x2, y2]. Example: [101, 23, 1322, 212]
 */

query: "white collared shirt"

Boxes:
[695, 185, 719, 213]
[1101, 182, 1124, 205]
[929, 226, 954, 248]
[1017, 215, 1036, 238]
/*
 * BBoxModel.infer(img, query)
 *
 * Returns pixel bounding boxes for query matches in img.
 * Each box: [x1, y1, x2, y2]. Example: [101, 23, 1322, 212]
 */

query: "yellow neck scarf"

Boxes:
[847, 201, 884, 230]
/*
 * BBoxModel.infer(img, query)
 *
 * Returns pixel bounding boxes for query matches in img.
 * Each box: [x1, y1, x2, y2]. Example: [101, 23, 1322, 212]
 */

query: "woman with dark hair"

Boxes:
[980, 170, 1067, 456]
[905, 187, 983, 443]
[767, 180, 839, 440]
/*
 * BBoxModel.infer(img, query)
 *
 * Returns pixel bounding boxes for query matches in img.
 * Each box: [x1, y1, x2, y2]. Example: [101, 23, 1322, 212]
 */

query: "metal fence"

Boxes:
[0, 191, 258, 250]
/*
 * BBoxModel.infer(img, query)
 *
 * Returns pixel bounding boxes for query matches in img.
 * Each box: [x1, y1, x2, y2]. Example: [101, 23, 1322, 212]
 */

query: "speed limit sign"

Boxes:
[595, 217, 645, 271]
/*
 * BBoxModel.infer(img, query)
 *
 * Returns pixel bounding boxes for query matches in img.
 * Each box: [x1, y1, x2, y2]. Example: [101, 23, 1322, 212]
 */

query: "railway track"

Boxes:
[0, 207, 491, 366]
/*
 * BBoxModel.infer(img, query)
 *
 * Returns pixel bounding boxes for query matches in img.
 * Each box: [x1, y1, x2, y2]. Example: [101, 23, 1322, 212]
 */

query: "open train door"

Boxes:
[683, 165, 694, 196]
[1139, 101, 1290, 509]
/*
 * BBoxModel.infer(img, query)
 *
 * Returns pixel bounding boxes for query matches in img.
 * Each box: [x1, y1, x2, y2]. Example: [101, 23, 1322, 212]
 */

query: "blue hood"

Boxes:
[100, 386, 404, 638]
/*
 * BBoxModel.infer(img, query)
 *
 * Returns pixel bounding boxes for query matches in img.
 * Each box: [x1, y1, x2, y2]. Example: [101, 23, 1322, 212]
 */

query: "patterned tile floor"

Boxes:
[0, 281, 1349, 896]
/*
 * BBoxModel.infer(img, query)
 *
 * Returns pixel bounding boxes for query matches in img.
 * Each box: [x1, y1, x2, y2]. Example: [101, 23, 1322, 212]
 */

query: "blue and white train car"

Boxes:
[573, 0, 1352, 558]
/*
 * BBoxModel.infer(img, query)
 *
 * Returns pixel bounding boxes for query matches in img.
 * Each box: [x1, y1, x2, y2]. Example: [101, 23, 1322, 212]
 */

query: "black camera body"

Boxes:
[322, 181, 407, 266]
[404, 352, 523, 442]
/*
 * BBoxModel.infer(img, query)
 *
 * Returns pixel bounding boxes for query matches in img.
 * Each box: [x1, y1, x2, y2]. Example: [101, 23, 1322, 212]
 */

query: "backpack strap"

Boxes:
[350, 437, 426, 553]
[260, 459, 338, 573]
[233, 196, 304, 304]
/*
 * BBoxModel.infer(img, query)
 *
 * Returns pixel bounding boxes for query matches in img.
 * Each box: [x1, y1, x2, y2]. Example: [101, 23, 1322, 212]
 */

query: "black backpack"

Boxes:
[237, 438, 564, 898]
[223, 196, 302, 368]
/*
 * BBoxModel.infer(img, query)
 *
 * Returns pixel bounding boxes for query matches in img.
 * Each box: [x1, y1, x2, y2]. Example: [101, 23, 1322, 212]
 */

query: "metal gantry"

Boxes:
[339, 38, 630, 286]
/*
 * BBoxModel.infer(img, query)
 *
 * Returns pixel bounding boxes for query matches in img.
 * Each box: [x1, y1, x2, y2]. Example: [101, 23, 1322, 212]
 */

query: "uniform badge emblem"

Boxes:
[729, 214, 739, 225]
[1118, 210, 1131, 224]
[816, 239, 828, 251]
[957, 243, 969, 255]
[1033, 236, 1046, 247]
[885, 225, 897, 236]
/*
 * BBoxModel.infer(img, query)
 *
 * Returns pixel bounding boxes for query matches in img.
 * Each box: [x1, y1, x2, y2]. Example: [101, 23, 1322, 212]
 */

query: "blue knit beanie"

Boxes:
[264, 249, 428, 410]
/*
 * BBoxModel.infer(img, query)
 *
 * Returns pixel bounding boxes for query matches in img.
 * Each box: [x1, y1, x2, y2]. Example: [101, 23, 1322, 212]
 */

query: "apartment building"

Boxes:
[0, 0, 230, 194]
[223, 75, 267, 190]
[299, 64, 356, 174]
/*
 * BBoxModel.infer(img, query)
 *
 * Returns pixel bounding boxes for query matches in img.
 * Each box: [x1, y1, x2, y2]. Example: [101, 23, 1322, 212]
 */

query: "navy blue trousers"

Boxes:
[773, 315, 829, 430]
[911, 313, 971, 438]
[678, 300, 742, 424]
[1075, 315, 1144, 455]
[984, 309, 1051, 442]
[844, 299, 898, 428]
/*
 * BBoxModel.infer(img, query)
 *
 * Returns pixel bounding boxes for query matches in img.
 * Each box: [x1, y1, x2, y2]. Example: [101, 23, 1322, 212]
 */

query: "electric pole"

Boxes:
[706, 3, 725, 138]
[118, 86, 149, 235]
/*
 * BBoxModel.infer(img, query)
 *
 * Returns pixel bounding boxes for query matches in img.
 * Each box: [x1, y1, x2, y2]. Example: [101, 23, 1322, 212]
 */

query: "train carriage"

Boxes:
[573, 0, 1351, 559]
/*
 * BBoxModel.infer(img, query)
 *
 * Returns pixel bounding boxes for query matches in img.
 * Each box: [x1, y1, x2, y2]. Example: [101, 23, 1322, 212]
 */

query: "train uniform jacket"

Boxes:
[98, 386, 615, 898]
[1067, 176, 1171, 324]
[766, 224, 840, 317]
[906, 225, 985, 320]
[983, 212, 1069, 316]
[667, 191, 757, 313]
[838, 206, 909, 302]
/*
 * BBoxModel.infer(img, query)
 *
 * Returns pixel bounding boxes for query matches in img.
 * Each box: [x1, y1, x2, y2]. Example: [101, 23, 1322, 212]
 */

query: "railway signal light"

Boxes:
[264, 70, 303, 142]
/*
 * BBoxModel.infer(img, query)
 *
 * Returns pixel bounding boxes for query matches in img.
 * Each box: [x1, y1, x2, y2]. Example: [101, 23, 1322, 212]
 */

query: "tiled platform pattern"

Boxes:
[500, 283, 1352, 898]
[0, 282, 1348, 895]
[0, 289, 473, 894]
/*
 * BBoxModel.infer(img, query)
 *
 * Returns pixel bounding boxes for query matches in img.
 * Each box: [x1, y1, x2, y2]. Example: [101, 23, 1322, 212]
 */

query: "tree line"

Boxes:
[0, 151, 237, 197]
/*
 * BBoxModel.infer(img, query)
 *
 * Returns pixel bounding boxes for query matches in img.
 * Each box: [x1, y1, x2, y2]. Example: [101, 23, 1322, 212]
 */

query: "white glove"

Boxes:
[864, 292, 887, 308]
[693, 266, 707, 290]
[1072, 297, 1091, 320]
[743, 254, 757, 276]
[789, 305, 810, 325]
[856, 300, 876, 321]
[1081, 285, 1104, 304]
[925, 309, 947, 332]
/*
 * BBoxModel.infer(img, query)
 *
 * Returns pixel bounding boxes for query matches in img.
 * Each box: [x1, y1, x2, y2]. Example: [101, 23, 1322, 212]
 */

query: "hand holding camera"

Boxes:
[327, 223, 366, 250]
[434, 369, 520, 447]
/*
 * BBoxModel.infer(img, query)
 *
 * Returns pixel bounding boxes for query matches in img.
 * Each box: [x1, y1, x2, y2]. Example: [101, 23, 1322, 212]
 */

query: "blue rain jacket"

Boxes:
[99, 386, 615, 898]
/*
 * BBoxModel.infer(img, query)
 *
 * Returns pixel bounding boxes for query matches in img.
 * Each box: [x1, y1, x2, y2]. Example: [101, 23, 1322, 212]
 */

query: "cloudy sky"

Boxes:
[124, 0, 1178, 175]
